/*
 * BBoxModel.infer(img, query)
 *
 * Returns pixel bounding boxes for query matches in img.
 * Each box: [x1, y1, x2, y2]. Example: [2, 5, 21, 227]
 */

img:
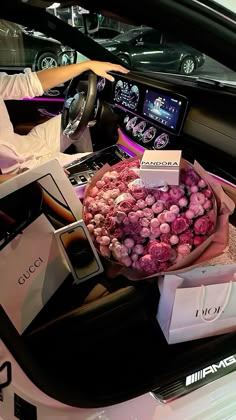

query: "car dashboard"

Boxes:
[65, 70, 236, 193]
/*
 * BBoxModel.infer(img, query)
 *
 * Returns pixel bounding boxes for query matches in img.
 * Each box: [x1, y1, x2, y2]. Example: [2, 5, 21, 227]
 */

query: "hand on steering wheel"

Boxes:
[61, 61, 129, 141]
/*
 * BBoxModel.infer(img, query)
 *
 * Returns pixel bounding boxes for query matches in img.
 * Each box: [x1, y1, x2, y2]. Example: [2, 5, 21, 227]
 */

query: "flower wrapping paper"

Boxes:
[83, 157, 235, 281]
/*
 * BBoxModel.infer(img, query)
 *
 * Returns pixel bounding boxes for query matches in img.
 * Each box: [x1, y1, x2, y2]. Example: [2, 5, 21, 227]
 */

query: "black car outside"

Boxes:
[101, 27, 205, 75]
[0, 20, 65, 70]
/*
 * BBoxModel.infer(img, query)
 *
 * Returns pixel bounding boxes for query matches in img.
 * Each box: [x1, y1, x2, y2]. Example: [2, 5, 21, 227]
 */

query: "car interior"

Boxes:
[0, 0, 236, 410]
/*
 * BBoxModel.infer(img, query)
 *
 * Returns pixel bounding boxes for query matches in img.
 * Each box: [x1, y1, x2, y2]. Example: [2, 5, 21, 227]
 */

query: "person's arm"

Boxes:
[36, 60, 129, 92]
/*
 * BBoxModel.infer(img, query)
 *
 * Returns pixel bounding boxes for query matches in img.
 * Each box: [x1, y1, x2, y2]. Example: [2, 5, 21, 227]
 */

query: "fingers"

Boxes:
[104, 73, 115, 82]
[102, 62, 130, 82]
[106, 63, 129, 73]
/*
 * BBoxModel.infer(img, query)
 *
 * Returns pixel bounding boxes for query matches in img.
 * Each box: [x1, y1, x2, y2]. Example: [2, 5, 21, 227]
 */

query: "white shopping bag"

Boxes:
[0, 159, 83, 333]
[0, 214, 69, 333]
[157, 264, 236, 344]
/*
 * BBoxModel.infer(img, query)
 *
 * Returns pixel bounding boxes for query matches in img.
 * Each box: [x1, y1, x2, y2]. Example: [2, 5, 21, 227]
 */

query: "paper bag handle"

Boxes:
[198, 281, 232, 323]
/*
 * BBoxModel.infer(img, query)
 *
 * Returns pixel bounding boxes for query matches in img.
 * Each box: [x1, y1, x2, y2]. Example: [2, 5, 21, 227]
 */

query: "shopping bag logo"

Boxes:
[185, 355, 236, 386]
[18, 257, 44, 285]
[195, 306, 223, 317]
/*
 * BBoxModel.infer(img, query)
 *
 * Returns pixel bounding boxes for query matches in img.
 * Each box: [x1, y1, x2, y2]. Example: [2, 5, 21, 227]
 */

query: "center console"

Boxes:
[64, 144, 134, 189]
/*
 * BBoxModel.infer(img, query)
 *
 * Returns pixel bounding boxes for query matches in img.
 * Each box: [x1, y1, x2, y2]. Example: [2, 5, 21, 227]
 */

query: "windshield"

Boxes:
[46, 5, 236, 83]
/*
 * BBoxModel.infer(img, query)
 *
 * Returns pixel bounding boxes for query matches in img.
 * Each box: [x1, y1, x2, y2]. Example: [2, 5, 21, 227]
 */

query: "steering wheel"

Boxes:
[61, 70, 97, 141]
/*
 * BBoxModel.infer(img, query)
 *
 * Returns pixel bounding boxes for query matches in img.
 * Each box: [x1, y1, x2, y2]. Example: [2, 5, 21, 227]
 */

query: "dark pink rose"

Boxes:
[139, 254, 158, 275]
[111, 228, 123, 239]
[160, 233, 172, 244]
[159, 261, 172, 271]
[120, 168, 140, 183]
[169, 187, 184, 201]
[149, 241, 172, 262]
[184, 169, 201, 187]
[110, 181, 127, 192]
[104, 216, 117, 232]
[117, 199, 135, 213]
[194, 216, 214, 235]
[179, 229, 194, 245]
[193, 235, 208, 247]
[171, 216, 190, 235]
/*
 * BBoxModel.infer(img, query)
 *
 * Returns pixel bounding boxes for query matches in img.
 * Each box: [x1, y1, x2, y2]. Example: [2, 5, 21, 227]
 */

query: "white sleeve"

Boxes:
[0, 68, 44, 100]
[0, 144, 26, 174]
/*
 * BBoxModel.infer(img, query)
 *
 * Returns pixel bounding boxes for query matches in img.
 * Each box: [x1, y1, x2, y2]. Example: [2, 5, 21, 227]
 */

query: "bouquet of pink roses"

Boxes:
[83, 157, 234, 280]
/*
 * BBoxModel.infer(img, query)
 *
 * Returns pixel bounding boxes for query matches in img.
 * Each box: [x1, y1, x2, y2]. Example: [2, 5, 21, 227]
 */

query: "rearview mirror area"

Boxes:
[84, 13, 99, 35]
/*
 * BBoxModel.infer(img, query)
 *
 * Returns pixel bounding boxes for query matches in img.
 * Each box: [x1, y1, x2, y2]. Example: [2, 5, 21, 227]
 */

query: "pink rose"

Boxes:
[99, 245, 111, 258]
[131, 186, 147, 200]
[111, 228, 123, 239]
[120, 168, 140, 183]
[194, 216, 214, 235]
[152, 201, 164, 214]
[189, 203, 205, 217]
[128, 211, 139, 224]
[145, 194, 155, 206]
[169, 187, 184, 201]
[193, 235, 208, 247]
[137, 199, 146, 209]
[84, 212, 93, 224]
[177, 244, 191, 256]
[149, 241, 172, 262]
[184, 169, 201, 187]
[204, 189, 213, 199]
[179, 229, 193, 245]
[139, 254, 157, 275]
[140, 217, 150, 227]
[190, 192, 206, 206]
[171, 216, 189, 235]
[104, 216, 117, 232]
[117, 199, 135, 213]
[133, 244, 144, 255]
[160, 233, 172, 244]
[198, 179, 207, 189]
[160, 223, 171, 234]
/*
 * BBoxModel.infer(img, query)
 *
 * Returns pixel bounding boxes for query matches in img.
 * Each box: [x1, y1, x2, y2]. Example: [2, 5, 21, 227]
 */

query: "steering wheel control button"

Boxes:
[154, 133, 170, 149]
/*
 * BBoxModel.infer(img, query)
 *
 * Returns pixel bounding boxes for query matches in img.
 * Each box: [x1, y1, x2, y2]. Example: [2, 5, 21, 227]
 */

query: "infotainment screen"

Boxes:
[142, 89, 187, 133]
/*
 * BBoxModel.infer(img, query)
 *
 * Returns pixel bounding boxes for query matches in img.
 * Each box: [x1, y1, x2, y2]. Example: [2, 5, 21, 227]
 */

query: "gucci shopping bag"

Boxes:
[157, 264, 236, 344]
[0, 160, 83, 333]
[0, 213, 69, 333]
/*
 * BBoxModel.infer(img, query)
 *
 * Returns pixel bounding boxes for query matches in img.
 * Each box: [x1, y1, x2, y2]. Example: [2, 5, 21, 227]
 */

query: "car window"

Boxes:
[0, 18, 82, 73]
[48, 5, 235, 81]
[142, 30, 162, 45]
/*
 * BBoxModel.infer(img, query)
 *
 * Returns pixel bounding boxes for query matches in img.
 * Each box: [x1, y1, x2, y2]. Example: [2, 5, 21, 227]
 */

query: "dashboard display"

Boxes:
[143, 89, 186, 133]
[114, 80, 140, 111]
